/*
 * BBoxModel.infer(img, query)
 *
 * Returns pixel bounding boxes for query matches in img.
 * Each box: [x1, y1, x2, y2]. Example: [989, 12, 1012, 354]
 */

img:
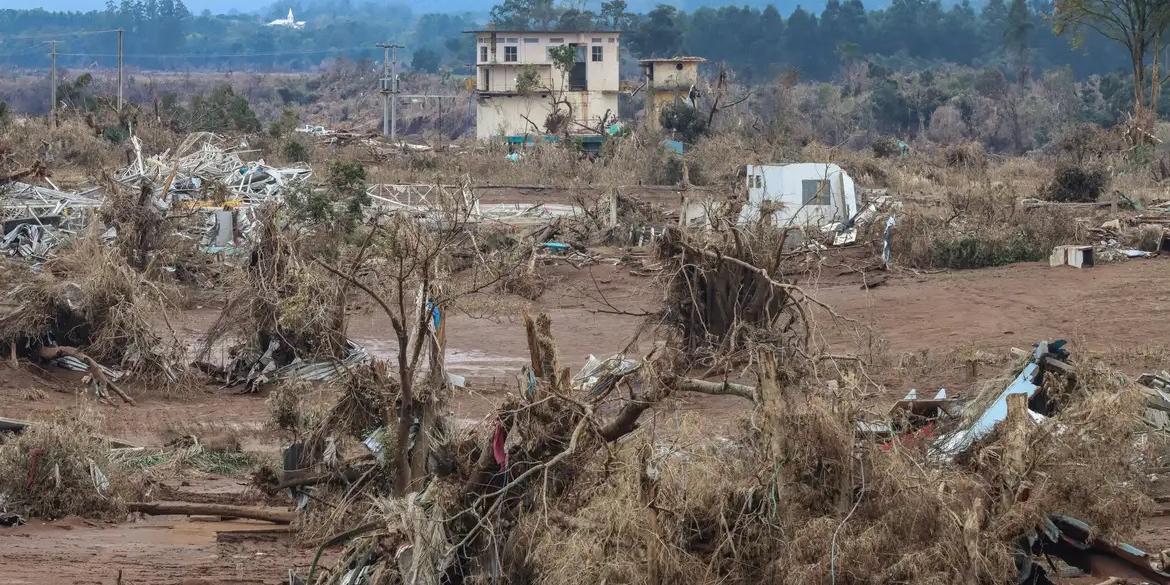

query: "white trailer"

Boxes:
[740, 163, 858, 227]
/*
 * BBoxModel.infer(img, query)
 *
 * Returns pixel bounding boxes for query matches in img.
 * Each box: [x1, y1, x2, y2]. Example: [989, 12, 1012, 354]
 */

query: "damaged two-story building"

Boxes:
[468, 30, 621, 140]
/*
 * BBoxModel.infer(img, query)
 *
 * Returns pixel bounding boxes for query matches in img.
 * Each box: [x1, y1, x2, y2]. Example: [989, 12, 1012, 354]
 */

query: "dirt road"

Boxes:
[811, 257, 1170, 357]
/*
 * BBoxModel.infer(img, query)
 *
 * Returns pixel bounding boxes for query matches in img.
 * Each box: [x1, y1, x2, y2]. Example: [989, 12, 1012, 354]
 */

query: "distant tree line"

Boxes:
[0, 0, 1155, 90]
[490, 0, 1134, 82]
[0, 2, 472, 72]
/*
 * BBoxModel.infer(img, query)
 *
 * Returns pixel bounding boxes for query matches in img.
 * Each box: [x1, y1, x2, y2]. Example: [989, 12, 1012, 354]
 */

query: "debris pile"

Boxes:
[117, 133, 312, 208]
[1, 181, 104, 260]
[0, 232, 186, 393]
[0, 413, 142, 519]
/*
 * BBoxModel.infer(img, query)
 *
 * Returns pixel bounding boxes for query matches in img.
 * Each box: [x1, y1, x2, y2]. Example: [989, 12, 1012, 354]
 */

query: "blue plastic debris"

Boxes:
[933, 341, 1067, 460]
[541, 242, 571, 251]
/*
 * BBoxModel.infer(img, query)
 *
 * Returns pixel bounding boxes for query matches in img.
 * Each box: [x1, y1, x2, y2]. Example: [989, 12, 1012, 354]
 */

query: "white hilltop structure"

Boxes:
[266, 9, 305, 30]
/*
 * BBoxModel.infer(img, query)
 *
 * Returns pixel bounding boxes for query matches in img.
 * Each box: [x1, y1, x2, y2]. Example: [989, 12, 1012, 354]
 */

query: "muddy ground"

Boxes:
[3, 255, 1170, 583]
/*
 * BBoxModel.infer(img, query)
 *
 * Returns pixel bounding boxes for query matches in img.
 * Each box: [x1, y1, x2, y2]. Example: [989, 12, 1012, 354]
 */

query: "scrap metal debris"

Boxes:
[1019, 514, 1170, 584]
[117, 133, 312, 208]
[932, 341, 1068, 460]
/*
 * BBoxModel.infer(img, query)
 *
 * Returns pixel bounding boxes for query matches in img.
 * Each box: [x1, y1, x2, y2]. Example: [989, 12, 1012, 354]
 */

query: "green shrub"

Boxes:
[659, 100, 708, 143]
[102, 125, 129, 144]
[269, 107, 300, 138]
[1040, 165, 1109, 202]
[282, 139, 309, 162]
[928, 233, 1047, 269]
[871, 136, 901, 158]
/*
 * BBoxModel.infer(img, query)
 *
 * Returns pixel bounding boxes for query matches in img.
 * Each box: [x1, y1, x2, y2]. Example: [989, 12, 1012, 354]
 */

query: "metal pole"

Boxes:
[390, 44, 400, 142]
[116, 29, 124, 113]
[49, 40, 57, 128]
[378, 43, 390, 138]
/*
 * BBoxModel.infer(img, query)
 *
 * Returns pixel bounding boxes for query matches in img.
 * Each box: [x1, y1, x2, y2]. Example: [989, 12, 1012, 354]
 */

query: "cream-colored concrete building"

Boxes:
[468, 30, 621, 140]
[640, 57, 705, 130]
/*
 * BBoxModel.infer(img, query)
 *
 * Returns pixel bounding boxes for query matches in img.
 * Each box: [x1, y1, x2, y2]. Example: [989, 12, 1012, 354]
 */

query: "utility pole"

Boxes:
[49, 40, 58, 128]
[376, 42, 403, 141]
[116, 29, 124, 113]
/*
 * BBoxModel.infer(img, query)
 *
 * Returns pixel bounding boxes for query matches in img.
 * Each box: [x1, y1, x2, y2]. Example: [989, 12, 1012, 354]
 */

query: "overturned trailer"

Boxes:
[740, 162, 859, 227]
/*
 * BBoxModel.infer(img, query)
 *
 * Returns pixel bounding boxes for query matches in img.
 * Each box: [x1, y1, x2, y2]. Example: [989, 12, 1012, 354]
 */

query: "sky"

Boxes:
[8, 0, 270, 12]
[5, 0, 975, 15]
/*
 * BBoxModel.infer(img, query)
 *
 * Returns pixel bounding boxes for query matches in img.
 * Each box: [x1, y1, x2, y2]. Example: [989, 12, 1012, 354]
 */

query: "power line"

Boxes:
[0, 29, 120, 41]
[53, 47, 374, 58]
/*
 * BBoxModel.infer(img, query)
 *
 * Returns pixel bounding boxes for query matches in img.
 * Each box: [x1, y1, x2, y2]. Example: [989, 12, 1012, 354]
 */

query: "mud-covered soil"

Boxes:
[3, 255, 1170, 583]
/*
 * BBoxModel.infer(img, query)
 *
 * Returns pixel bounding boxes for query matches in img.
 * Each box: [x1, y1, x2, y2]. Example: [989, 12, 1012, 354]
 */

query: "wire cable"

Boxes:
[0, 28, 121, 40]
[53, 47, 374, 58]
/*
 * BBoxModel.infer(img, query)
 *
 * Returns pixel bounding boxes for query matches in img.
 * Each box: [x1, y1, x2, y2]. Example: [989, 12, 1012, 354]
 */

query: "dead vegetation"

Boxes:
[0, 230, 187, 394]
[0, 411, 143, 519]
[4, 71, 1170, 585]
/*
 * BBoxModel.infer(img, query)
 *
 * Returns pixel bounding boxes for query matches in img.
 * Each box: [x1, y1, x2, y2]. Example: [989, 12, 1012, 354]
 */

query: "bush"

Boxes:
[1154, 154, 1170, 183]
[928, 233, 1047, 269]
[269, 107, 300, 138]
[659, 100, 708, 143]
[185, 84, 261, 133]
[102, 125, 129, 144]
[943, 142, 987, 170]
[1053, 123, 1121, 165]
[660, 156, 704, 185]
[1040, 164, 1110, 202]
[871, 136, 902, 158]
[282, 139, 309, 162]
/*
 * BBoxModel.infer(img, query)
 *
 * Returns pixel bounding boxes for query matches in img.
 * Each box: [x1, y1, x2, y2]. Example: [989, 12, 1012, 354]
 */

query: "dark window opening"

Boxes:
[801, 180, 831, 206]
[592, 46, 603, 62]
[504, 46, 517, 62]
[568, 44, 587, 90]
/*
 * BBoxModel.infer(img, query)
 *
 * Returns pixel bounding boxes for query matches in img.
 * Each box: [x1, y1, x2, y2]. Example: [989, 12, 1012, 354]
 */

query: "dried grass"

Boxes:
[0, 228, 188, 386]
[202, 207, 351, 367]
[510, 356, 1154, 585]
[0, 410, 143, 519]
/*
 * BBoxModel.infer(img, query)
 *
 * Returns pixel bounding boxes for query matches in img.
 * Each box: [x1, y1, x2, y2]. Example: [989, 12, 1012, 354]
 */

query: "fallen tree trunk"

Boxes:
[127, 502, 294, 524]
[674, 377, 757, 402]
[36, 346, 135, 405]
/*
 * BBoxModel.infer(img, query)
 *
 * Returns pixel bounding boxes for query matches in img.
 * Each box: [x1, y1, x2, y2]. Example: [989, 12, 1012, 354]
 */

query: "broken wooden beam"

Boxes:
[127, 502, 295, 524]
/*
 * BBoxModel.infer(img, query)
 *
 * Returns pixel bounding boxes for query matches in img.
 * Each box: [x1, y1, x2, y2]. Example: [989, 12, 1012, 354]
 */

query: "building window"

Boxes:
[480, 46, 488, 62]
[505, 37, 518, 43]
[524, 37, 538, 43]
[504, 46, 517, 62]
[608, 37, 616, 43]
[591, 46, 603, 62]
[549, 37, 564, 43]
[591, 37, 602, 42]
[802, 180, 831, 206]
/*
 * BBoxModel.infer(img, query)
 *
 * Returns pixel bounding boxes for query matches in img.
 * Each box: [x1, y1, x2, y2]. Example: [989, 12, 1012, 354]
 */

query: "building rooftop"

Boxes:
[638, 56, 708, 63]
